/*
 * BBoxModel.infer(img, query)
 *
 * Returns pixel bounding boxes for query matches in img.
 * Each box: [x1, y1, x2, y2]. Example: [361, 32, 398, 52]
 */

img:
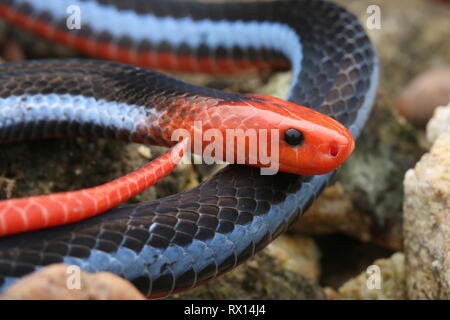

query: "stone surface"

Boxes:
[335, 253, 406, 300]
[264, 235, 321, 282]
[396, 69, 450, 126]
[290, 184, 373, 243]
[0, 264, 145, 300]
[403, 116, 450, 299]
[426, 102, 450, 145]
[315, 235, 394, 289]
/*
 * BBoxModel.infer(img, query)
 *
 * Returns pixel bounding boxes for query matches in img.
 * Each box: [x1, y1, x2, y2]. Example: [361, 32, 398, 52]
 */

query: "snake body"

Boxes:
[0, 0, 378, 297]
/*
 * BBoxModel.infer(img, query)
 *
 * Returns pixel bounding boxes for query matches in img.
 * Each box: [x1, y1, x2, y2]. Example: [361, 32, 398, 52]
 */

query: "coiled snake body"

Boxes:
[0, 0, 378, 297]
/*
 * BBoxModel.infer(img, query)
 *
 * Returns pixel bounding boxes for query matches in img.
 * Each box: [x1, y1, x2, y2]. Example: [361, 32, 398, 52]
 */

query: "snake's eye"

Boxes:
[284, 128, 304, 147]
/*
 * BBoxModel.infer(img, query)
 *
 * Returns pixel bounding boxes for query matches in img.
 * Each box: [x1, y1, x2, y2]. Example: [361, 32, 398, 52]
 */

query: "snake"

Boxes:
[0, 0, 378, 298]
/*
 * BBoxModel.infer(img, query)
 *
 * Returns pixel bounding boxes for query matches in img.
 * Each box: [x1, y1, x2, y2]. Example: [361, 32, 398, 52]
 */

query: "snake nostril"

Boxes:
[329, 142, 339, 157]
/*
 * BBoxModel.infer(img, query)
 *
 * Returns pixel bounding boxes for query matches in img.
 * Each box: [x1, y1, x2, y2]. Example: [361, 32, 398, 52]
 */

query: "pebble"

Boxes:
[0, 264, 145, 300]
[396, 68, 450, 126]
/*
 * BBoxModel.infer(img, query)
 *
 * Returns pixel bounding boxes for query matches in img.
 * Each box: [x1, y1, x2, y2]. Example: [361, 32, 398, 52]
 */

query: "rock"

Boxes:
[290, 184, 373, 243]
[136, 145, 152, 160]
[396, 68, 450, 126]
[335, 253, 406, 300]
[316, 235, 394, 289]
[403, 118, 450, 299]
[426, 102, 450, 145]
[264, 235, 321, 282]
[0, 264, 145, 300]
[0, 176, 14, 199]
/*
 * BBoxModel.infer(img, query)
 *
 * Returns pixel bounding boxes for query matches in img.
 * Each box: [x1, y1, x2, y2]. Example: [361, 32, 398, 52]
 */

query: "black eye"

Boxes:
[284, 128, 304, 147]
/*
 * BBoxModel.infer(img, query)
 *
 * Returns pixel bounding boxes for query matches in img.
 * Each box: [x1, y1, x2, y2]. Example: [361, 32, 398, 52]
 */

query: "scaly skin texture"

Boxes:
[0, 3, 289, 74]
[0, 60, 353, 236]
[0, 0, 379, 298]
[157, 93, 354, 175]
[0, 60, 354, 175]
[0, 139, 188, 237]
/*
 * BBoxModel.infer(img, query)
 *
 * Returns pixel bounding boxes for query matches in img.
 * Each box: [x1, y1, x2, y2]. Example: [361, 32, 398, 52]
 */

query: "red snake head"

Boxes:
[207, 94, 355, 175]
[164, 93, 354, 175]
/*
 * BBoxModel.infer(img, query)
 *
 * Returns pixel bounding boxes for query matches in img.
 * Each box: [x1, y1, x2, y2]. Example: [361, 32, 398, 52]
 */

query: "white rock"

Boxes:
[426, 100, 450, 145]
[403, 130, 450, 299]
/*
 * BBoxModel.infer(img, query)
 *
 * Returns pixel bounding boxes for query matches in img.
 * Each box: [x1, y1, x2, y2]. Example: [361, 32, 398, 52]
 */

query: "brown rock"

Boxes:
[265, 235, 321, 282]
[0, 264, 145, 300]
[336, 253, 406, 300]
[396, 68, 450, 126]
[290, 184, 373, 243]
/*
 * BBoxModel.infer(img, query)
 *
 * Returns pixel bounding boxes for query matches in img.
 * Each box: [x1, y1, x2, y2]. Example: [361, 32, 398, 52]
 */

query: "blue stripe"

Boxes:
[12, 0, 303, 96]
[0, 93, 151, 135]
